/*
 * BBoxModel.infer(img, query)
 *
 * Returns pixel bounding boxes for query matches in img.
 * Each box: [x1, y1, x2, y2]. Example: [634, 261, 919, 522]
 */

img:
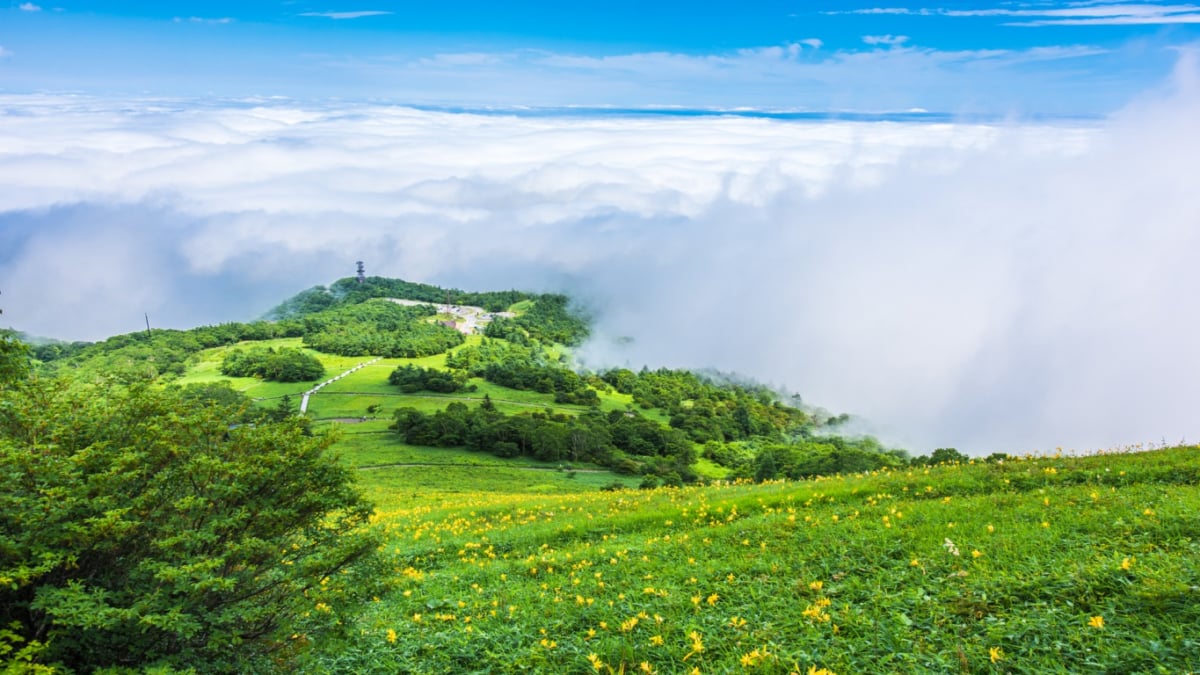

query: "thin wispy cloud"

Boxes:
[845, 7, 924, 15]
[415, 52, 505, 68]
[0, 46, 11, 57]
[299, 10, 393, 20]
[1012, 14, 1200, 26]
[862, 34, 910, 46]
[833, 3, 1200, 25]
[18, 2, 41, 11]
[351, 40, 1123, 113]
[172, 16, 234, 25]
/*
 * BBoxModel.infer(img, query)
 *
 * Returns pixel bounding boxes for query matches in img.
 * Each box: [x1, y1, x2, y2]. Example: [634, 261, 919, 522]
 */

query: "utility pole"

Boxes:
[145, 313, 152, 337]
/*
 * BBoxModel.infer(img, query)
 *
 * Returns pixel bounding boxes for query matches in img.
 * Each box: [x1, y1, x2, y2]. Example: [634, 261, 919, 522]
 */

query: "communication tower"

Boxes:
[356, 261, 366, 283]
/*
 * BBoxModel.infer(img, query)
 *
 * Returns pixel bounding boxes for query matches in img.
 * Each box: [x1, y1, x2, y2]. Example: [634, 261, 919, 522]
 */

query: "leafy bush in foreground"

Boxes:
[0, 378, 380, 673]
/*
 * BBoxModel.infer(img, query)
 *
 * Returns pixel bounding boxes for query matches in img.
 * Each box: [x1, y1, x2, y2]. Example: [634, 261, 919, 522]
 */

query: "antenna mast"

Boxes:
[356, 261, 366, 283]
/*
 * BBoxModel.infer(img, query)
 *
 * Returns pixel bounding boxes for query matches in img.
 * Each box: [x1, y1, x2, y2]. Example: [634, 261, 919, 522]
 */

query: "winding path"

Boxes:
[299, 358, 381, 414]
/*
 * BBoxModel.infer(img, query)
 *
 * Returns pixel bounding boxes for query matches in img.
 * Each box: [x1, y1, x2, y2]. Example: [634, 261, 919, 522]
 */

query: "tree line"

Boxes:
[221, 345, 326, 382]
[391, 400, 697, 483]
[267, 277, 534, 318]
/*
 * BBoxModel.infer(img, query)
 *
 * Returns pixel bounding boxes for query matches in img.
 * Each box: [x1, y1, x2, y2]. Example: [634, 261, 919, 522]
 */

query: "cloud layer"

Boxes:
[2, 63, 1199, 455]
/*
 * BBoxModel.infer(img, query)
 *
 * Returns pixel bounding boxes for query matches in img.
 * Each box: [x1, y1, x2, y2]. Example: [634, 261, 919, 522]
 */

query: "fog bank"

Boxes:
[2, 65, 1198, 453]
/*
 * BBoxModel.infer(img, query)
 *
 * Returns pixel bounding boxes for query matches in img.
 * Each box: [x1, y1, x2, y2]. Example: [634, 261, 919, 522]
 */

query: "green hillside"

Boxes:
[30, 276, 892, 485]
[3, 278, 1198, 673]
[308, 446, 1200, 674]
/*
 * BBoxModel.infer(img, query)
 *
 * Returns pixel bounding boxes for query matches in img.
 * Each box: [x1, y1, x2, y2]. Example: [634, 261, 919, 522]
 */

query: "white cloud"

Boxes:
[1, 59, 1198, 455]
[1010, 13, 1200, 25]
[415, 52, 506, 68]
[18, 2, 40, 11]
[831, 3, 1200, 25]
[314, 41, 1126, 113]
[0, 46, 10, 58]
[173, 16, 234, 24]
[830, 7, 923, 15]
[862, 34, 910, 46]
[299, 10, 392, 19]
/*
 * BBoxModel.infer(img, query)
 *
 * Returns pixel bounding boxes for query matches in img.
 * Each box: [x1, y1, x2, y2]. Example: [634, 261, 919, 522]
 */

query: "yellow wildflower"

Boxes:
[1088, 615, 1105, 629]
[989, 646, 1003, 663]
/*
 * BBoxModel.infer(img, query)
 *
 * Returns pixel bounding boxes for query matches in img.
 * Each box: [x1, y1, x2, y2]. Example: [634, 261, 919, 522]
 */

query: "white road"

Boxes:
[299, 358, 381, 414]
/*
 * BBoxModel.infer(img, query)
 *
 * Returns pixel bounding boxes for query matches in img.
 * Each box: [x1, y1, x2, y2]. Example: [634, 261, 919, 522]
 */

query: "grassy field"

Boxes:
[300, 446, 1200, 674]
[174, 339, 657, 497]
[171, 341, 1200, 673]
[176, 338, 378, 400]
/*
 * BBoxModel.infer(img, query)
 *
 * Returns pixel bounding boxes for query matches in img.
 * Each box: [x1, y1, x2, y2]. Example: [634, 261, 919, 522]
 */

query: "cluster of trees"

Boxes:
[391, 401, 696, 481]
[735, 437, 910, 481]
[481, 361, 600, 405]
[482, 316, 532, 345]
[0, 368, 379, 672]
[511, 294, 590, 345]
[266, 277, 534, 319]
[443, 339, 599, 405]
[304, 322, 463, 358]
[445, 338, 536, 373]
[733, 443, 1009, 481]
[301, 300, 465, 358]
[388, 364, 472, 393]
[601, 368, 812, 443]
[33, 321, 304, 381]
[220, 345, 326, 382]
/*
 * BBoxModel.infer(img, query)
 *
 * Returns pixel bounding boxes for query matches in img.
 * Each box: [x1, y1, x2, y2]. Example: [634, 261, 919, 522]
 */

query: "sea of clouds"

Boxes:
[2, 58, 1198, 455]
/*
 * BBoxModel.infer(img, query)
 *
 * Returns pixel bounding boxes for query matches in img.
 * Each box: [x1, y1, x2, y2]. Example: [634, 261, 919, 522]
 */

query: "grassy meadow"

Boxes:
[169, 337, 1200, 673]
[291, 445, 1200, 674]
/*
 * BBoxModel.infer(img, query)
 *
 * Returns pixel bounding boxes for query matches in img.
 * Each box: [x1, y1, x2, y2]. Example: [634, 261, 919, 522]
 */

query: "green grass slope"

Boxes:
[303, 447, 1200, 674]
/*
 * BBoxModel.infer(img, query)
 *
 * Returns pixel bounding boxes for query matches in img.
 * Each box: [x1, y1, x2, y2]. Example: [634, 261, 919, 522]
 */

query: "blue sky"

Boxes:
[2, 1, 1199, 112]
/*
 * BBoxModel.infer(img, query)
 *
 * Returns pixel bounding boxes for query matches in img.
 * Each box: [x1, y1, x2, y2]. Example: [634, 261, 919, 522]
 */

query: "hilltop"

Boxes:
[27, 275, 913, 489]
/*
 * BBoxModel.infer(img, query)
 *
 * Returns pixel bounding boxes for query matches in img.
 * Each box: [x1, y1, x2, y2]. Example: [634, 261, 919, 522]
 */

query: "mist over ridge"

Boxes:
[2, 58, 1199, 455]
